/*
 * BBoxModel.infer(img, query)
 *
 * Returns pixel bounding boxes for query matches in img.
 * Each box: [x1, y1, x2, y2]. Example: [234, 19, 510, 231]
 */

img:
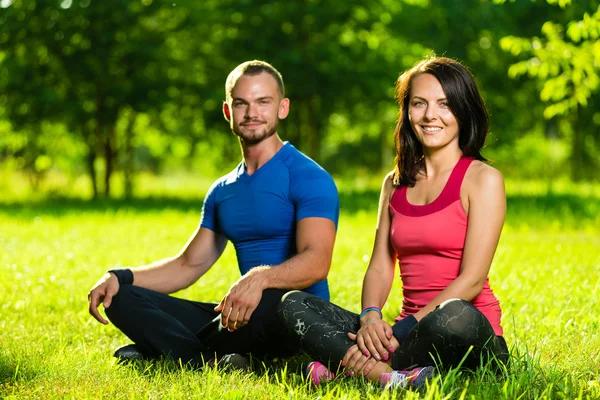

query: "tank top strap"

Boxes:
[390, 156, 475, 216]
[440, 155, 474, 203]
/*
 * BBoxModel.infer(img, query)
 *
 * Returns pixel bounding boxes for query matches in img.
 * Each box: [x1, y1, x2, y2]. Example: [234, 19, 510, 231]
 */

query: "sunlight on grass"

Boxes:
[1, 174, 599, 398]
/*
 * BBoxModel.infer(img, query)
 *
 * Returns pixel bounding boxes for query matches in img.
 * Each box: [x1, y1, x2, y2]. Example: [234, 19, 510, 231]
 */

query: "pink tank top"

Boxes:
[389, 156, 503, 336]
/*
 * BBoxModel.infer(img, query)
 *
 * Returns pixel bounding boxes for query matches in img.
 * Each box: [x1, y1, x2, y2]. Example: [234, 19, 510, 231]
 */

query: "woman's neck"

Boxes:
[421, 146, 463, 178]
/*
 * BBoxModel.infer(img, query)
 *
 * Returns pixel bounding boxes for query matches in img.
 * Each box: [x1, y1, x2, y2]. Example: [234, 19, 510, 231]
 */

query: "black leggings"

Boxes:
[277, 291, 508, 372]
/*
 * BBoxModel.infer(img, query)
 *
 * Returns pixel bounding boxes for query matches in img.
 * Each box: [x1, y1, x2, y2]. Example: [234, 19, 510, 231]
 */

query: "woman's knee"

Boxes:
[439, 299, 487, 327]
[438, 298, 465, 310]
[277, 290, 310, 321]
[424, 299, 494, 340]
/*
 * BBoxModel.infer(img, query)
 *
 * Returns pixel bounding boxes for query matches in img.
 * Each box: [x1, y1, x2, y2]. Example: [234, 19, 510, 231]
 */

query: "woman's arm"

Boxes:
[349, 173, 398, 363]
[361, 173, 398, 311]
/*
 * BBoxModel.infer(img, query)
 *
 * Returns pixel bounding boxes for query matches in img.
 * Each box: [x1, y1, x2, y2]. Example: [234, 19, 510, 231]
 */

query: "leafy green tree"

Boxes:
[3, 0, 597, 196]
[0, 0, 198, 197]
[189, 0, 427, 170]
[499, 0, 600, 179]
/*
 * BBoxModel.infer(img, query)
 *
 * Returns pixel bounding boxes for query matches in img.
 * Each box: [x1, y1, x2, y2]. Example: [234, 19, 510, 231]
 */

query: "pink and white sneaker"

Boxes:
[379, 366, 435, 390]
[306, 361, 335, 386]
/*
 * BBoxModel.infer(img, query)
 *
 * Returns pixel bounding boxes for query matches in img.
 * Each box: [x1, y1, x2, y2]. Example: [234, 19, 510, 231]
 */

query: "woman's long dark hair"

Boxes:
[392, 56, 489, 187]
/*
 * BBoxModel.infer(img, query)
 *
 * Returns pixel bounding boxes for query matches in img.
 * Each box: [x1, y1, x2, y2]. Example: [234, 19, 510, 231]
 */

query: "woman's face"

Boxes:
[408, 73, 459, 152]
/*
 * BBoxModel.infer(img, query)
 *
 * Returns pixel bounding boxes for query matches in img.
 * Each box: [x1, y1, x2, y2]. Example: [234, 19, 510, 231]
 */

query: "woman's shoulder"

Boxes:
[380, 171, 397, 201]
[464, 160, 505, 196]
[383, 171, 395, 186]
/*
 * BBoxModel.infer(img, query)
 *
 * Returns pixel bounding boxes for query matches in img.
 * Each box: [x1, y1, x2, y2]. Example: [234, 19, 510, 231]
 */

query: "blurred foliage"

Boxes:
[499, 0, 600, 179]
[0, 0, 599, 198]
[0, 0, 204, 197]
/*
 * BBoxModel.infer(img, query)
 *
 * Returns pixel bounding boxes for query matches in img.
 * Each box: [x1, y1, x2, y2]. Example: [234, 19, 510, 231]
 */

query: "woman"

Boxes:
[277, 56, 509, 389]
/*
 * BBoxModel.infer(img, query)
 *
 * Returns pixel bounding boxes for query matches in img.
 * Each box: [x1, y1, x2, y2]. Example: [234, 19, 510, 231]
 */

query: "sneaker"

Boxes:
[217, 353, 251, 370]
[379, 366, 435, 390]
[113, 344, 146, 362]
[306, 361, 334, 386]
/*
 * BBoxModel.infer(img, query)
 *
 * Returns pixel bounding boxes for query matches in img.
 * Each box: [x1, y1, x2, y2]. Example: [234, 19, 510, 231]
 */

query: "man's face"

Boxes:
[225, 72, 289, 145]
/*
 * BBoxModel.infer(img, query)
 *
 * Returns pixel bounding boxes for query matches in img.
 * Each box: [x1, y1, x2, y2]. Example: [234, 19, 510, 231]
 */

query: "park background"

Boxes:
[1, 0, 599, 399]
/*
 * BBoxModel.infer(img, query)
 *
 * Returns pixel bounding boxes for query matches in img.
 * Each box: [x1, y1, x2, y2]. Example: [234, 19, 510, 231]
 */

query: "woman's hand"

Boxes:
[349, 315, 394, 362]
[342, 344, 379, 377]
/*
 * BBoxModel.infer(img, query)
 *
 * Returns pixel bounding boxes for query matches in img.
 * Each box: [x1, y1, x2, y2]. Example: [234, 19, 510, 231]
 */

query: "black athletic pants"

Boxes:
[105, 285, 300, 366]
[277, 291, 509, 372]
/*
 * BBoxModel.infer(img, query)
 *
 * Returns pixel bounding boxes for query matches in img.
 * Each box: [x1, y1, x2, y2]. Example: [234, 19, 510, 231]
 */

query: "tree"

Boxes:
[500, 0, 600, 179]
[189, 0, 427, 168]
[0, 0, 198, 197]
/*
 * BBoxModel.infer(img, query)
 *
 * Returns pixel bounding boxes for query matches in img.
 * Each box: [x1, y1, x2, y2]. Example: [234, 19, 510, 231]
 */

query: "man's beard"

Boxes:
[233, 119, 279, 145]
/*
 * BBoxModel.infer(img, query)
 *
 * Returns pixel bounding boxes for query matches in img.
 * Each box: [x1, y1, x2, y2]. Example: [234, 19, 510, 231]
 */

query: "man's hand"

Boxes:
[350, 316, 394, 362]
[88, 272, 120, 324]
[214, 268, 266, 332]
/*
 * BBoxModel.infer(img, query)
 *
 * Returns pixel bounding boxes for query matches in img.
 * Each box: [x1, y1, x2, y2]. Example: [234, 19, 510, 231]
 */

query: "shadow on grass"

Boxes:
[340, 189, 600, 226]
[115, 353, 310, 376]
[1, 190, 598, 227]
[111, 349, 584, 399]
[507, 193, 599, 225]
[0, 354, 43, 386]
[0, 196, 205, 218]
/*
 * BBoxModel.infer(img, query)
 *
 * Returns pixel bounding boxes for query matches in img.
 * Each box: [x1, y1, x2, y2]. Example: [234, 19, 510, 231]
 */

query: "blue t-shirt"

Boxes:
[200, 142, 339, 300]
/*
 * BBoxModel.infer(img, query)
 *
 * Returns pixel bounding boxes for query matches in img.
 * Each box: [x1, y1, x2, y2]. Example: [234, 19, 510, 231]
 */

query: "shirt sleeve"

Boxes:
[290, 165, 340, 228]
[199, 180, 221, 233]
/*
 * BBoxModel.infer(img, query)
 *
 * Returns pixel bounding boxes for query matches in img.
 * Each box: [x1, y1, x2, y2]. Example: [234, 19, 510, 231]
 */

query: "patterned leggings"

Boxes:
[277, 291, 508, 372]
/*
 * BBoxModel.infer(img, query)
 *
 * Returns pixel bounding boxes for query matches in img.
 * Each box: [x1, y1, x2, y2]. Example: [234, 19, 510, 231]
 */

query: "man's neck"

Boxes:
[241, 134, 284, 175]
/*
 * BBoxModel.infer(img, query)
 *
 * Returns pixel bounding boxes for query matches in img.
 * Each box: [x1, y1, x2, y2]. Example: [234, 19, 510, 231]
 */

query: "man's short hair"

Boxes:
[225, 60, 285, 102]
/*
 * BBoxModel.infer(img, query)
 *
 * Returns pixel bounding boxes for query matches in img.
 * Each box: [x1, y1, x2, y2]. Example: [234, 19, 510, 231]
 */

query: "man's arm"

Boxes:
[131, 226, 228, 293]
[88, 226, 228, 324]
[215, 216, 336, 331]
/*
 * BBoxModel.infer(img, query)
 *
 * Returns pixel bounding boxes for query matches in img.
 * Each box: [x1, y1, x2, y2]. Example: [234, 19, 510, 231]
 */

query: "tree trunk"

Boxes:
[307, 96, 322, 162]
[298, 100, 312, 158]
[285, 99, 301, 149]
[104, 125, 115, 198]
[123, 111, 136, 199]
[381, 126, 392, 171]
[571, 110, 584, 182]
[571, 102, 599, 181]
[86, 147, 98, 199]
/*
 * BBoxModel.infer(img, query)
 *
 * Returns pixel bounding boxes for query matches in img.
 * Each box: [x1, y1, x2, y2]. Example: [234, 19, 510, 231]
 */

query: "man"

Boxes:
[87, 60, 339, 367]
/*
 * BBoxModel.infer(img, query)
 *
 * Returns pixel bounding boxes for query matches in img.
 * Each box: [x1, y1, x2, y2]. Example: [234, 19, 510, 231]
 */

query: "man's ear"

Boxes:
[223, 102, 231, 121]
[278, 98, 290, 120]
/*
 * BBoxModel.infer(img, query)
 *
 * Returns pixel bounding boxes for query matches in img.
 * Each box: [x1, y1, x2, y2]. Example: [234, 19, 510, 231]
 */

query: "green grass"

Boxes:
[1, 175, 599, 399]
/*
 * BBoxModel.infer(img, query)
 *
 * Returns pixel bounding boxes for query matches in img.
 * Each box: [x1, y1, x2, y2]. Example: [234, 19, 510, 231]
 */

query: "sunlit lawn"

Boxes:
[0, 173, 599, 399]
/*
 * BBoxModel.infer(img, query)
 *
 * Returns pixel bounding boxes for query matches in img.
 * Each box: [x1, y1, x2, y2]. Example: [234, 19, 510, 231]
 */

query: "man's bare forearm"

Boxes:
[249, 216, 336, 292]
[126, 227, 227, 294]
[129, 255, 206, 294]
[250, 247, 331, 291]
